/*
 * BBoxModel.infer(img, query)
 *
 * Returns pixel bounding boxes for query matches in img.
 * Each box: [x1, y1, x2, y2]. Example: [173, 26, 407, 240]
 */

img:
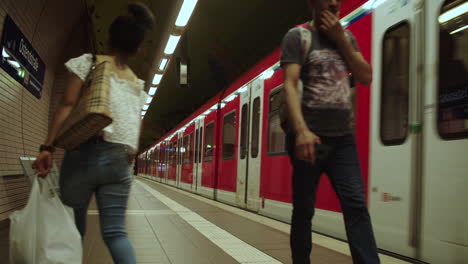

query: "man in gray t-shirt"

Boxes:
[280, 0, 380, 263]
[281, 25, 360, 135]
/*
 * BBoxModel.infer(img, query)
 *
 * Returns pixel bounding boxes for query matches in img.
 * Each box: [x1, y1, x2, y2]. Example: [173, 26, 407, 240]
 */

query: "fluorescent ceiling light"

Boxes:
[7, 60, 20, 69]
[146, 96, 153, 104]
[152, 74, 163, 85]
[450, 24, 468, 35]
[164, 35, 181, 54]
[159, 58, 168, 71]
[143, 104, 149, 111]
[438, 2, 468, 23]
[141, 111, 147, 116]
[2, 48, 10, 58]
[175, 0, 198, 27]
[149, 87, 158, 95]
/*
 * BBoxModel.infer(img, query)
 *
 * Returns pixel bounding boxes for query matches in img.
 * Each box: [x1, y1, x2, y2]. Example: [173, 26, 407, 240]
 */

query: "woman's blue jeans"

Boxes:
[59, 138, 136, 264]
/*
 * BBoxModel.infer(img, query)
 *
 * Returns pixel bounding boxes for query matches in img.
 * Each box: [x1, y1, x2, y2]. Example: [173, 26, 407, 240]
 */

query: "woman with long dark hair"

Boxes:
[32, 3, 155, 263]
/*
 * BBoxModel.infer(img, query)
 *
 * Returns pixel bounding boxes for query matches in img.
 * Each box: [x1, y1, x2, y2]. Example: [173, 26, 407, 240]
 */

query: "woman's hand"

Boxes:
[32, 151, 53, 178]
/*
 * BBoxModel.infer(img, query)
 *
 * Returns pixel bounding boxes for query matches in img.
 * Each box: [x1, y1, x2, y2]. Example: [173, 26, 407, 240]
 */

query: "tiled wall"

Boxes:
[0, 0, 91, 221]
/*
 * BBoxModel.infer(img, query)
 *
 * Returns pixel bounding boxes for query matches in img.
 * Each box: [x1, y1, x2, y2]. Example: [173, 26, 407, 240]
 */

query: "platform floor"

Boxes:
[0, 178, 410, 263]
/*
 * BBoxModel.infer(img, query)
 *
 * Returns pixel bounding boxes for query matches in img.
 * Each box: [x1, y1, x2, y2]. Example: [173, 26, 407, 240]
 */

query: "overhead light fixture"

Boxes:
[175, 0, 198, 27]
[438, 2, 468, 24]
[450, 24, 468, 35]
[141, 111, 147, 116]
[152, 74, 163, 85]
[149, 87, 158, 95]
[164, 35, 181, 55]
[143, 104, 149, 111]
[159, 58, 168, 71]
[2, 48, 10, 58]
[146, 96, 153, 104]
[7, 59, 20, 69]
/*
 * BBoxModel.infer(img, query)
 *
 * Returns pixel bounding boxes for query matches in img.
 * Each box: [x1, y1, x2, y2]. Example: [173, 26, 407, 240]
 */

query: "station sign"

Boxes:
[1, 15, 45, 99]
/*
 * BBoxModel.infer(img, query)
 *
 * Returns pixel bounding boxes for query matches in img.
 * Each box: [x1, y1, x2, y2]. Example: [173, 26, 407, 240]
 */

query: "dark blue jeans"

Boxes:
[287, 134, 380, 264]
[60, 139, 136, 264]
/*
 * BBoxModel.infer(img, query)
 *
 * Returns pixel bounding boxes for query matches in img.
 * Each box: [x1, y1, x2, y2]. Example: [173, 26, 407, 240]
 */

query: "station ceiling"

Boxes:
[85, 0, 310, 151]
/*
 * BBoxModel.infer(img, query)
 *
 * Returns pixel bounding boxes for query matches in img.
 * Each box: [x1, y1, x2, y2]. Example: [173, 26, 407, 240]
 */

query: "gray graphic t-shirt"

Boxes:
[280, 24, 360, 136]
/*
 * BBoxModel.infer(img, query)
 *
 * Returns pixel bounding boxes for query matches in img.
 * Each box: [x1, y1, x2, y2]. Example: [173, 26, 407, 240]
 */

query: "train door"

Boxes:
[420, 1, 468, 263]
[151, 149, 157, 178]
[369, 0, 426, 258]
[176, 132, 183, 187]
[168, 137, 178, 185]
[236, 78, 264, 211]
[163, 141, 169, 184]
[180, 131, 195, 191]
[200, 118, 216, 198]
[154, 146, 159, 180]
[236, 84, 250, 208]
[194, 118, 204, 192]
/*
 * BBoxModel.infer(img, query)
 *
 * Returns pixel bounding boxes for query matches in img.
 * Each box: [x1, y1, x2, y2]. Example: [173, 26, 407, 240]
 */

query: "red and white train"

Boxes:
[138, 0, 467, 263]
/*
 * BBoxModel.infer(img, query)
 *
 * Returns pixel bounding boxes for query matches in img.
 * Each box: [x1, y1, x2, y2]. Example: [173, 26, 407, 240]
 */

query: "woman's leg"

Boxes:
[60, 150, 93, 239]
[95, 177, 136, 264]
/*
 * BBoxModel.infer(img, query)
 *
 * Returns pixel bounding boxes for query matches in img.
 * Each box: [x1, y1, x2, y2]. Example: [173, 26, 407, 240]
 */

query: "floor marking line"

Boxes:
[136, 180, 282, 264]
[87, 209, 176, 215]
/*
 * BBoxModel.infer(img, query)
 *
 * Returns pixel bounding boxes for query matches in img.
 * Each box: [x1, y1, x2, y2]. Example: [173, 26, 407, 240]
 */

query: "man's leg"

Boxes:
[287, 135, 323, 264]
[325, 135, 380, 264]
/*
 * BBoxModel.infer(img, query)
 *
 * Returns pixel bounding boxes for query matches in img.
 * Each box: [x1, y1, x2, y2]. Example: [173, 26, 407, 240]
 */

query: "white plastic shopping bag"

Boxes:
[9, 173, 82, 264]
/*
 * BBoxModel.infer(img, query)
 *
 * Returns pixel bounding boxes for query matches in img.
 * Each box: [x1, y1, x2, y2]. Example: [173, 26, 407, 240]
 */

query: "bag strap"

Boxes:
[84, 54, 97, 86]
[296, 22, 312, 65]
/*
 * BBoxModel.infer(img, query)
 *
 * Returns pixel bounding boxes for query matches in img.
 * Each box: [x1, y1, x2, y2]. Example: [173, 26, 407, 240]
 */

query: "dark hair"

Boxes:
[109, 3, 155, 54]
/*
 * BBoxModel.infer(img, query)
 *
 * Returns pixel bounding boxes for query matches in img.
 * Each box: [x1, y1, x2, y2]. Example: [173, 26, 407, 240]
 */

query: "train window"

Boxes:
[438, 0, 468, 139]
[173, 143, 176, 165]
[159, 147, 164, 168]
[199, 127, 203, 162]
[251, 97, 261, 158]
[167, 143, 172, 165]
[240, 104, 249, 159]
[223, 111, 236, 160]
[268, 88, 287, 155]
[155, 149, 159, 170]
[204, 123, 214, 162]
[174, 141, 178, 165]
[183, 135, 190, 164]
[189, 132, 194, 164]
[194, 128, 199, 163]
[380, 22, 410, 145]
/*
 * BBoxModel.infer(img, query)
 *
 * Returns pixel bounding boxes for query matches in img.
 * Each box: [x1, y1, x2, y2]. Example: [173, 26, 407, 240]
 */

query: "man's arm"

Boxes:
[283, 63, 321, 163]
[320, 10, 372, 85]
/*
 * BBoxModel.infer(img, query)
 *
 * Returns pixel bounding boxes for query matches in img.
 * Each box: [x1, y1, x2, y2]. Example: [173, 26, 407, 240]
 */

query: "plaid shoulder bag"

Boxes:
[54, 55, 113, 150]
